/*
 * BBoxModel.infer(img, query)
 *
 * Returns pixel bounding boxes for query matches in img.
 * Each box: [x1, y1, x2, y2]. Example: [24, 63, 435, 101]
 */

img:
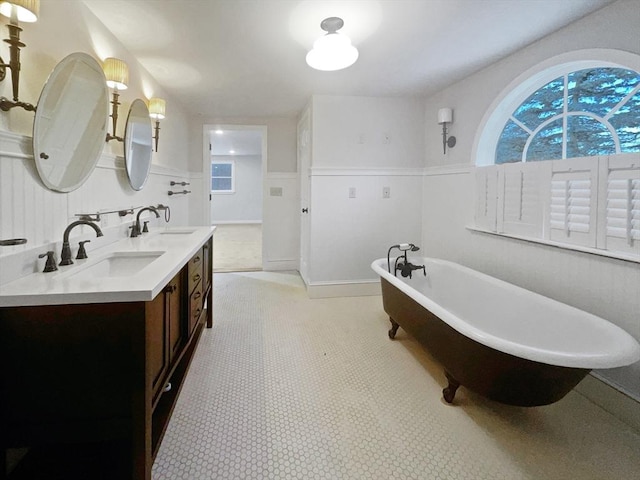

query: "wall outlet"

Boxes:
[383, 186, 391, 199]
[349, 187, 356, 199]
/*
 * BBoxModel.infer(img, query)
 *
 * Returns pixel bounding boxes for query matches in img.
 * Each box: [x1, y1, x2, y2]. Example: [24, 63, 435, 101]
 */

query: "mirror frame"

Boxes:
[123, 99, 153, 191]
[32, 52, 109, 193]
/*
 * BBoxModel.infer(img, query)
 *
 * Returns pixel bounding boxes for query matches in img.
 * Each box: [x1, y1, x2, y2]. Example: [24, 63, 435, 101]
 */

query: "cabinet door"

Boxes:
[147, 291, 168, 400]
[203, 239, 212, 292]
[167, 272, 184, 363]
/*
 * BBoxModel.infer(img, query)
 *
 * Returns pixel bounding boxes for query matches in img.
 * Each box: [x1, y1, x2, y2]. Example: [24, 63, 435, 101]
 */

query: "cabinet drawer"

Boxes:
[189, 281, 204, 333]
[188, 248, 203, 293]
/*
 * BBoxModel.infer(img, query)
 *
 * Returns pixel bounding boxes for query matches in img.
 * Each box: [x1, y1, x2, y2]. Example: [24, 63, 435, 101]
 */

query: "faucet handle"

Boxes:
[142, 221, 149, 233]
[38, 251, 58, 273]
[76, 240, 91, 260]
[129, 224, 140, 238]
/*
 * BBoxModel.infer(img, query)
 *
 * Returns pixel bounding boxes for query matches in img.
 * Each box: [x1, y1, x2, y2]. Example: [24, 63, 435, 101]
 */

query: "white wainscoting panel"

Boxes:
[0, 130, 194, 284]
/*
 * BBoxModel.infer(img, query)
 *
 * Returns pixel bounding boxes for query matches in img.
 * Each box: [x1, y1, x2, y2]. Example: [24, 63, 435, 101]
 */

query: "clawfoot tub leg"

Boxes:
[443, 371, 460, 404]
[388, 318, 400, 339]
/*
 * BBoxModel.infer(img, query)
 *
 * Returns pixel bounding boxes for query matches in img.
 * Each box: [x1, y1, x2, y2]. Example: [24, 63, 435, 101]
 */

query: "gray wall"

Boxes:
[211, 155, 263, 224]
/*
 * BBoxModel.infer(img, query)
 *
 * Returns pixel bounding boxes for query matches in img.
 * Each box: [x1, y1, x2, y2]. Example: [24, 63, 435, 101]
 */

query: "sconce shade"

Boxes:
[306, 17, 358, 71]
[438, 108, 453, 124]
[103, 57, 129, 90]
[149, 97, 166, 119]
[0, 0, 39, 22]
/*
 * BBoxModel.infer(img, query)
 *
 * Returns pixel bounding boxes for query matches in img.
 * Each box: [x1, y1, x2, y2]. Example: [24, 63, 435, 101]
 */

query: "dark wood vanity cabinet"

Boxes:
[0, 236, 214, 480]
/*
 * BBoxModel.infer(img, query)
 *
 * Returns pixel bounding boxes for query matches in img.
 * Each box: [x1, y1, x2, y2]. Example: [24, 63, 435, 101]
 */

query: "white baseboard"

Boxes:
[574, 373, 640, 432]
[306, 280, 381, 299]
[212, 220, 262, 225]
[263, 259, 298, 271]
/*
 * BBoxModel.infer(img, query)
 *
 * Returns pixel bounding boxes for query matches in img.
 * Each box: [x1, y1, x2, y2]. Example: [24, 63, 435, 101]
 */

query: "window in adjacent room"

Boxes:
[211, 160, 235, 193]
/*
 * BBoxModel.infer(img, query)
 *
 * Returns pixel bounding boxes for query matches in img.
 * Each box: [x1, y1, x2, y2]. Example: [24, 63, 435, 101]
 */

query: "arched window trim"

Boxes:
[473, 49, 640, 166]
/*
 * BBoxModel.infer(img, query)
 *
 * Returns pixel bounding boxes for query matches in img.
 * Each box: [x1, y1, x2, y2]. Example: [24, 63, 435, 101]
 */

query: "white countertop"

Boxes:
[0, 226, 216, 307]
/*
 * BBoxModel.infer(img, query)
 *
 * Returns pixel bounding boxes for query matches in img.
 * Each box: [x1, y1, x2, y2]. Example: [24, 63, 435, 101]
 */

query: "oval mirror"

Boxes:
[33, 52, 109, 193]
[124, 99, 153, 191]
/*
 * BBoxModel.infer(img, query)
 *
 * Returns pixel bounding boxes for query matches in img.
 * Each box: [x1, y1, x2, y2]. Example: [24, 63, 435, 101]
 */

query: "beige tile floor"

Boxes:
[153, 271, 640, 479]
[213, 224, 262, 272]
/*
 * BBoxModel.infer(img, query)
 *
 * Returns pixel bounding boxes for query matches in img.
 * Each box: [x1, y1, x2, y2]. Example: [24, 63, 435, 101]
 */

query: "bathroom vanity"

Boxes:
[0, 227, 214, 479]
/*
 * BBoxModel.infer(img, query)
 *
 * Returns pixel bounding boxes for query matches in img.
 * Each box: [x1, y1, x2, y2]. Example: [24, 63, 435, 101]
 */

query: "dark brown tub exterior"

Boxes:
[380, 278, 590, 406]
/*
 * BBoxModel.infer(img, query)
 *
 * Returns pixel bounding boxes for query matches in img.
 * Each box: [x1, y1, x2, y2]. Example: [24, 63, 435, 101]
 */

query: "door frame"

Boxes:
[202, 124, 268, 269]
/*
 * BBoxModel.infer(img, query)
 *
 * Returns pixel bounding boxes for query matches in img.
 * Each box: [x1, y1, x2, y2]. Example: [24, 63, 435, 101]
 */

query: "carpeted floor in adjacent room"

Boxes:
[212, 223, 262, 272]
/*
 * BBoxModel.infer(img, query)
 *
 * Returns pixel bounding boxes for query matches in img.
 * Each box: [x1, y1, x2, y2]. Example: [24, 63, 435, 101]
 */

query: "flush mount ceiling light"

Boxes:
[306, 17, 358, 71]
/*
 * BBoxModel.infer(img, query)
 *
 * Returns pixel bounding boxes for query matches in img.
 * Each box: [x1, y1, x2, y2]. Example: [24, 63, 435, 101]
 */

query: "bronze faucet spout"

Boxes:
[60, 220, 103, 266]
[132, 207, 160, 237]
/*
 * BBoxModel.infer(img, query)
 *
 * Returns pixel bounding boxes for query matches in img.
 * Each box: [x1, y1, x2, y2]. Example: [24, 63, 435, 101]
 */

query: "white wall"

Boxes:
[210, 155, 263, 224]
[421, 0, 640, 400]
[0, 1, 195, 279]
[311, 95, 425, 169]
[305, 95, 425, 290]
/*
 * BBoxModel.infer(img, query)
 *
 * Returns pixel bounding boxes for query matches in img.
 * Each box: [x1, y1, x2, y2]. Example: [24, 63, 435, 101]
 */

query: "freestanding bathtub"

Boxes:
[371, 257, 640, 406]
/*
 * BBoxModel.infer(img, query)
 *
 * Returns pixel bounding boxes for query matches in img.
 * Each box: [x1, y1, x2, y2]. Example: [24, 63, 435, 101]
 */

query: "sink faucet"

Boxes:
[131, 206, 160, 237]
[60, 220, 103, 266]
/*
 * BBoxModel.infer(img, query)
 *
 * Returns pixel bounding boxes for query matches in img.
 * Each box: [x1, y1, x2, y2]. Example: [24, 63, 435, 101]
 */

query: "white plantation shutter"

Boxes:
[597, 154, 640, 257]
[473, 154, 638, 261]
[474, 166, 498, 231]
[498, 162, 549, 237]
[548, 157, 598, 247]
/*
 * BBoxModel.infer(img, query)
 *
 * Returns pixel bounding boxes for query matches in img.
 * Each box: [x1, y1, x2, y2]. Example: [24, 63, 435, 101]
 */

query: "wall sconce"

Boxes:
[0, 0, 39, 112]
[148, 97, 165, 152]
[438, 108, 456, 154]
[103, 57, 129, 142]
[306, 17, 358, 71]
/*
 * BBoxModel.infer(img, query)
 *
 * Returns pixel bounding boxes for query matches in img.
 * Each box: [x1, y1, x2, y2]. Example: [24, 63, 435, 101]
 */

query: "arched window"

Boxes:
[473, 50, 640, 261]
[495, 67, 640, 164]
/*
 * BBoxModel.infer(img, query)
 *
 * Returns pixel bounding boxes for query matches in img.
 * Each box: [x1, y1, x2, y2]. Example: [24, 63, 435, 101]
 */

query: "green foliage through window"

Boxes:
[496, 67, 640, 164]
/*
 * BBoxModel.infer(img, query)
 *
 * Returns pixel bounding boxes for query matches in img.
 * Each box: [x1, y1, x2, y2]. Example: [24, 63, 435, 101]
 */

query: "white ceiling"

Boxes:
[82, 0, 613, 120]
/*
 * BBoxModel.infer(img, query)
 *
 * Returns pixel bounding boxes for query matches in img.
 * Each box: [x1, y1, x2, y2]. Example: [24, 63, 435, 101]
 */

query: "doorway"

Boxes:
[204, 125, 267, 272]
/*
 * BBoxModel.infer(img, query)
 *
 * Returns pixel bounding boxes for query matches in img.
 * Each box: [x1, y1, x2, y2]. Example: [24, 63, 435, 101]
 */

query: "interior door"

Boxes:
[297, 108, 311, 284]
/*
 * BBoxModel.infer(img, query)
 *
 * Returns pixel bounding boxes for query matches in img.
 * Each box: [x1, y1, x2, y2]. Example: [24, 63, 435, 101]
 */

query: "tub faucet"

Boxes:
[60, 220, 103, 266]
[396, 261, 426, 279]
[131, 206, 160, 237]
[387, 243, 420, 273]
[387, 243, 426, 279]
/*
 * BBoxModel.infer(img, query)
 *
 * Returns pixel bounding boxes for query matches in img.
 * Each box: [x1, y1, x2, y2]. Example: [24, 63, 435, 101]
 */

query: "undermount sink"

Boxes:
[62, 251, 165, 280]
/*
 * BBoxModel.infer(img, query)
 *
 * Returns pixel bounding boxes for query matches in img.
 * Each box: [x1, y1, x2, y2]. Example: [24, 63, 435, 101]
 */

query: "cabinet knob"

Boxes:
[193, 274, 201, 282]
[163, 284, 177, 294]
